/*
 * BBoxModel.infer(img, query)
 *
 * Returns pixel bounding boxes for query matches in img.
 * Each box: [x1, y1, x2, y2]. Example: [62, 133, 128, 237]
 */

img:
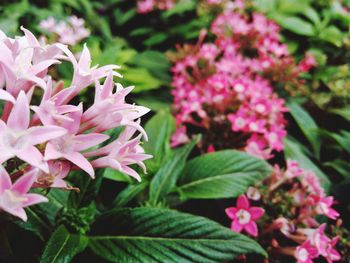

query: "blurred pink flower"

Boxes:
[295, 240, 318, 263]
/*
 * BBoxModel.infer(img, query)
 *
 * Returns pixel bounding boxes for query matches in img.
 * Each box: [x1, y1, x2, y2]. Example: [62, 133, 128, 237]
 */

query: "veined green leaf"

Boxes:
[40, 226, 87, 263]
[177, 150, 271, 199]
[148, 138, 199, 205]
[287, 101, 320, 159]
[88, 207, 266, 263]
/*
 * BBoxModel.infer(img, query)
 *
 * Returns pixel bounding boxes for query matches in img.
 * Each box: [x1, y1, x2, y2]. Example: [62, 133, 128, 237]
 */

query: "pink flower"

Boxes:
[171, 126, 190, 147]
[273, 217, 295, 236]
[299, 53, 316, 72]
[325, 237, 341, 263]
[0, 27, 151, 220]
[39, 16, 90, 46]
[284, 159, 304, 179]
[246, 186, 261, 201]
[308, 224, 341, 262]
[295, 240, 318, 263]
[311, 195, 339, 220]
[0, 167, 48, 221]
[37, 161, 71, 189]
[44, 105, 109, 178]
[225, 194, 264, 237]
[0, 91, 66, 172]
[90, 125, 152, 181]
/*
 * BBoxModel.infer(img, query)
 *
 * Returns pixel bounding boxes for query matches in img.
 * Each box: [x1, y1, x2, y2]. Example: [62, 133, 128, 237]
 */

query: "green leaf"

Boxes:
[177, 150, 271, 199]
[122, 68, 162, 93]
[162, 0, 196, 18]
[143, 33, 167, 46]
[88, 207, 266, 262]
[16, 189, 68, 240]
[112, 182, 148, 207]
[133, 50, 171, 83]
[134, 96, 171, 112]
[40, 226, 87, 263]
[144, 109, 175, 169]
[318, 26, 344, 47]
[68, 169, 104, 209]
[325, 130, 350, 155]
[103, 168, 132, 183]
[284, 136, 330, 191]
[272, 14, 315, 36]
[329, 107, 350, 122]
[148, 138, 198, 205]
[287, 101, 320, 159]
[324, 159, 350, 180]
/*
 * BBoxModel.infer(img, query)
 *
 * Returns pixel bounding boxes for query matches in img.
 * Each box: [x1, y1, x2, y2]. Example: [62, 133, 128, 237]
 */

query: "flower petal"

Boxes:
[249, 207, 265, 220]
[225, 207, 237, 220]
[27, 125, 67, 145]
[236, 194, 249, 209]
[17, 146, 48, 172]
[0, 166, 12, 194]
[63, 151, 94, 178]
[7, 91, 29, 131]
[231, 219, 243, 233]
[244, 221, 258, 237]
[22, 193, 48, 207]
[73, 133, 109, 151]
[12, 169, 37, 194]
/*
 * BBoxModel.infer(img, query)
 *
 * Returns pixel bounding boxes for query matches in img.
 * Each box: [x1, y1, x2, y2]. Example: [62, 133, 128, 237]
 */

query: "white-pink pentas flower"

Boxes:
[0, 166, 48, 221]
[0, 91, 66, 172]
[0, 27, 151, 220]
[225, 194, 264, 237]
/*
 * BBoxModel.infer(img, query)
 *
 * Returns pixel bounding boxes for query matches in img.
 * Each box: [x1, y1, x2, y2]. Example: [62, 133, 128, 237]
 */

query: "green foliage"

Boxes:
[284, 136, 331, 191]
[149, 137, 199, 205]
[88, 207, 266, 263]
[177, 150, 272, 199]
[287, 101, 321, 158]
[40, 226, 88, 263]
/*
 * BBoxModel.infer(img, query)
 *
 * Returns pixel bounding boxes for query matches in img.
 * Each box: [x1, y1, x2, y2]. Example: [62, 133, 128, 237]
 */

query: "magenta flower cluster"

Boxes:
[39, 16, 90, 46]
[136, 0, 175, 13]
[170, 9, 297, 159]
[225, 160, 341, 262]
[0, 28, 151, 221]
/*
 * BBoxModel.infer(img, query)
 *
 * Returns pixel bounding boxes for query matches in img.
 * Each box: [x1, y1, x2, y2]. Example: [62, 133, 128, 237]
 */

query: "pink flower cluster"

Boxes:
[39, 16, 90, 46]
[0, 28, 151, 221]
[171, 10, 295, 158]
[226, 160, 342, 262]
[296, 224, 341, 263]
[136, 0, 176, 13]
[270, 160, 339, 224]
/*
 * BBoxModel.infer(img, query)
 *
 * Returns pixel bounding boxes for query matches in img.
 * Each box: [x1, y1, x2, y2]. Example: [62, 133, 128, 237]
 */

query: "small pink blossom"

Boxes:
[40, 16, 90, 46]
[0, 167, 48, 221]
[311, 195, 339, 220]
[295, 240, 318, 263]
[225, 194, 264, 237]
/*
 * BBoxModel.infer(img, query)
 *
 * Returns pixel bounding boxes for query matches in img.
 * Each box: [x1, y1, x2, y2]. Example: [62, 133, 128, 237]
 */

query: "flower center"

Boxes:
[268, 132, 277, 142]
[234, 83, 244, 93]
[298, 248, 308, 261]
[256, 104, 266, 113]
[2, 190, 27, 209]
[235, 118, 245, 128]
[236, 209, 251, 224]
[3, 131, 27, 150]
